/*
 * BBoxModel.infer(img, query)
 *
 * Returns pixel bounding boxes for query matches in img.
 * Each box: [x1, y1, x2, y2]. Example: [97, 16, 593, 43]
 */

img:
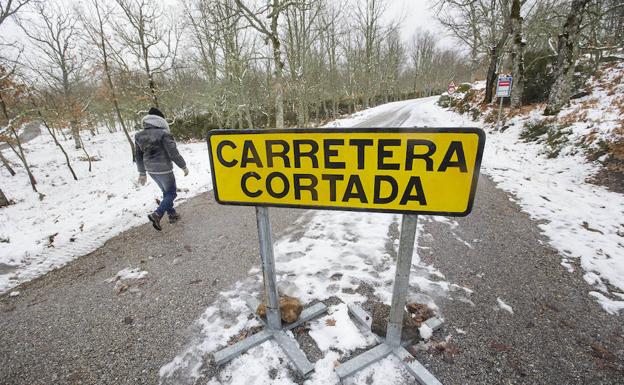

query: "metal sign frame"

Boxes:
[335, 214, 442, 384]
[208, 127, 486, 383]
[207, 127, 486, 217]
[213, 206, 328, 376]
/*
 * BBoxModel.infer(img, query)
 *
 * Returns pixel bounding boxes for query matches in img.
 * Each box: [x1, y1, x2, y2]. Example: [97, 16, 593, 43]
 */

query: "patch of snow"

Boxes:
[455, 328, 466, 335]
[308, 304, 378, 353]
[160, 209, 466, 384]
[0, 130, 211, 293]
[589, 292, 624, 315]
[418, 323, 433, 340]
[106, 267, 149, 283]
[8, 290, 19, 297]
[426, 64, 624, 314]
[497, 297, 514, 314]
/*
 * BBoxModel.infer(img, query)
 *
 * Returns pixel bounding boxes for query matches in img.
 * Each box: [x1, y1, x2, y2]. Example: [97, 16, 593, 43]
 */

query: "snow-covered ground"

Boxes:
[472, 64, 624, 314]
[0, 131, 211, 293]
[160, 210, 470, 385]
[159, 100, 479, 385]
[162, 88, 623, 383]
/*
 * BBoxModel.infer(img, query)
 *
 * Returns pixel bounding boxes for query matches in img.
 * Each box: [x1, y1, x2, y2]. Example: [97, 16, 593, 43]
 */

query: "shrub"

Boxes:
[437, 95, 452, 108]
[457, 83, 471, 93]
[171, 114, 221, 140]
[520, 118, 572, 158]
[523, 50, 556, 104]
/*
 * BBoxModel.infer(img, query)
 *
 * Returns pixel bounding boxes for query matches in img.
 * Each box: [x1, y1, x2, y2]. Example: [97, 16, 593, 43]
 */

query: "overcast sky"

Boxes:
[1, 0, 453, 54]
[387, 0, 450, 44]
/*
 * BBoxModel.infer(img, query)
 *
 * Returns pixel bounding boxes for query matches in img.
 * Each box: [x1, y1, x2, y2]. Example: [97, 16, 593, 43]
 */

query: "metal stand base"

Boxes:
[213, 296, 327, 377]
[338, 303, 443, 384]
[335, 343, 441, 384]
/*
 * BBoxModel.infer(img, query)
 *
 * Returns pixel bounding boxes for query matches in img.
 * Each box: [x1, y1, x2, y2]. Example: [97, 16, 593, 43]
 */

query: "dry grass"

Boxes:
[580, 97, 599, 110]
[560, 108, 588, 125]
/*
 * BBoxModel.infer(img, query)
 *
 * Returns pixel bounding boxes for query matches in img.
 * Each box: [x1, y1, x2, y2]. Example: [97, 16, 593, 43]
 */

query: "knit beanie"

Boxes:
[148, 107, 165, 119]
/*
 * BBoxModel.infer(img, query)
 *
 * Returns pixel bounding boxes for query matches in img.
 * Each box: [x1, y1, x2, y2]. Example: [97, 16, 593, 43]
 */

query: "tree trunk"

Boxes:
[35, 106, 78, 181]
[270, 23, 285, 129]
[0, 187, 9, 208]
[0, 150, 16, 176]
[9, 128, 37, 192]
[544, 0, 591, 115]
[70, 120, 81, 149]
[484, 35, 508, 104]
[510, 0, 525, 109]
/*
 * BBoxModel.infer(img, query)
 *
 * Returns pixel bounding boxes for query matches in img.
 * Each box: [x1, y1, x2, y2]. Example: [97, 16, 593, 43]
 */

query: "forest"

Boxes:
[0, 0, 623, 206]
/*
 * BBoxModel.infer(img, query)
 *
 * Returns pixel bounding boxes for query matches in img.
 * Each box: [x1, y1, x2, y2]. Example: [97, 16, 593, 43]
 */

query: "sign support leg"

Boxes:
[256, 206, 282, 330]
[386, 214, 418, 346]
[495, 96, 504, 131]
[336, 215, 442, 385]
[213, 207, 327, 377]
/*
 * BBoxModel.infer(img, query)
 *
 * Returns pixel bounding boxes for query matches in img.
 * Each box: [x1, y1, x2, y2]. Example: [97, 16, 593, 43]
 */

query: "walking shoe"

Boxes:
[168, 212, 181, 224]
[147, 212, 162, 231]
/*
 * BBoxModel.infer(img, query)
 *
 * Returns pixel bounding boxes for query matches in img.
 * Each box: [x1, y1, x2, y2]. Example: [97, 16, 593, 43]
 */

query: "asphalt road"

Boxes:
[1, 102, 622, 385]
[0, 195, 307, 385]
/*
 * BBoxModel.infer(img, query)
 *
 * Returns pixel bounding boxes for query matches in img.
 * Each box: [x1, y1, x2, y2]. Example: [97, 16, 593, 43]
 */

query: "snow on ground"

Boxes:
[106, 267, 149, 282]
[496, 297, 514, 314]
[0, 130, 211, 293]
[482, 118, 624, 314]
[160, 210, 471, 385]
[160, 101, 476, 385]
[442, 62, 624, 314]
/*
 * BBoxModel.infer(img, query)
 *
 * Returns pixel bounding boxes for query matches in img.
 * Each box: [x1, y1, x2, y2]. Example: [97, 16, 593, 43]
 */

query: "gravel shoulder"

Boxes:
[0, 193, 306, 385]
[414, 175, 624, 384]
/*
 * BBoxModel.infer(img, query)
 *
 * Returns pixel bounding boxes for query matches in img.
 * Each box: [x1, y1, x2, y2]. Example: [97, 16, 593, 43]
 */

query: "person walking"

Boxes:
[135, 107, 189, 231]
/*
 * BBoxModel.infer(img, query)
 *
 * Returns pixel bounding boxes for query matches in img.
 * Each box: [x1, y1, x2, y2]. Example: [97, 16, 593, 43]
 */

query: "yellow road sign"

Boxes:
[207, 127, 485, 216]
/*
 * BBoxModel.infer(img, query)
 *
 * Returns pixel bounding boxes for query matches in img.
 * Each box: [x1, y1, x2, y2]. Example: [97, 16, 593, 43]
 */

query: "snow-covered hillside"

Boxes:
[0, 132, 211, 293]
[443, 62, 624, 314]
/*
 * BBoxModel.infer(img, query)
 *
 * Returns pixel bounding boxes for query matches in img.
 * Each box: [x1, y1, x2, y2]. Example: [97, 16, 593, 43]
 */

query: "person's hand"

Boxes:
[138, 174, 147, 186]
[183, 167, 189, 176]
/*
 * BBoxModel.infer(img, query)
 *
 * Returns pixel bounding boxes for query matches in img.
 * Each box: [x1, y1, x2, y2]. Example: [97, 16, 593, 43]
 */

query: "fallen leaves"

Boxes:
[325, 318, 336, 327]
[489, 341, 512, 352]
[406, 302, 435, 325]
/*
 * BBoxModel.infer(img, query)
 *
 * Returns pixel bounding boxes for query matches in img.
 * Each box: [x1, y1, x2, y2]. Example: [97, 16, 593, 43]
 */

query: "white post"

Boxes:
[495, 96, 504, 131]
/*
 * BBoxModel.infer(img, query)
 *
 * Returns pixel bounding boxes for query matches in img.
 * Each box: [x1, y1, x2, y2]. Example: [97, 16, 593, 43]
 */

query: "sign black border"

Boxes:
[206, 127, 486, 217]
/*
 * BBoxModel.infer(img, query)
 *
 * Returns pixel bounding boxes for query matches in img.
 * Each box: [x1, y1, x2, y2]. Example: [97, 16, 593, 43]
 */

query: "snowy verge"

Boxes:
[0, 130, 211, 293]
[441, 63, 624, 314]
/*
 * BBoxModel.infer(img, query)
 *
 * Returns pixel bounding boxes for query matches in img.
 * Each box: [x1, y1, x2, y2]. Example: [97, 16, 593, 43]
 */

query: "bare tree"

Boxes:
[509, 0, 525, 108]
[353, 0, 391, 108]
[78, 0, 135, 161]
[284, 0, 322, 125]
[114, 0, 180, 109]
[234, 0, 294, 129]
[0, 81, 37, 192]
[318, 1, 345, 118]
[410, 29, 437, 96]
[544, 0, 592, 115]
[435, 0, 483, 81]
[17, 1, 86, 149]
[0, 0, 31, 26]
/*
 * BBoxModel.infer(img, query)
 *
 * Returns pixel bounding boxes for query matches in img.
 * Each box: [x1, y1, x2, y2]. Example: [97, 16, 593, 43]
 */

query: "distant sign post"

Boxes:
[208, 127, 486, 382]
[447, 81, 456, 95]
[495, 75, 513, 130]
